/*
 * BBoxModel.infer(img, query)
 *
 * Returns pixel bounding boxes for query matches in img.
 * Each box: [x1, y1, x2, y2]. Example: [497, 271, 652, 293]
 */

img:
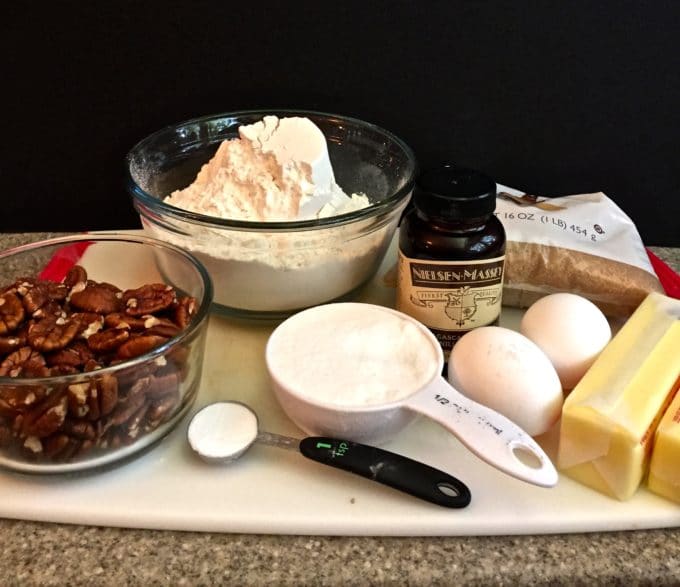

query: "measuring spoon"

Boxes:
[187, 401, 471, 509]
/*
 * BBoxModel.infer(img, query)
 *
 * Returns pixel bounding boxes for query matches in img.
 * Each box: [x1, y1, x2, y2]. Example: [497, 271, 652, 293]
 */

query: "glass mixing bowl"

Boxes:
[126, 110, 417, 319]
[0, 234, 212, 473]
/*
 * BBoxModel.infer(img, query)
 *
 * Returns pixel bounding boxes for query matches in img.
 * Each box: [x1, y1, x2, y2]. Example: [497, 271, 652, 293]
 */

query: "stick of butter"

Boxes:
[557, 292, 680, 500]
[648, 378, 680, 503]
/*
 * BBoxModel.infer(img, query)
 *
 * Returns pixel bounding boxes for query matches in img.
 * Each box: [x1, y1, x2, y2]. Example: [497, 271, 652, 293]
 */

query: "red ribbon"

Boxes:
[646, 248, 680, 299]
[38, 241, 92, 282]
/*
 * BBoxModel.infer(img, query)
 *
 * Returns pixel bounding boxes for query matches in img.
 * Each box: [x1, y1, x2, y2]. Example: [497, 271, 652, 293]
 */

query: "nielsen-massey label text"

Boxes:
[396, 253, 505, 355]
[409, 261, 504, 287]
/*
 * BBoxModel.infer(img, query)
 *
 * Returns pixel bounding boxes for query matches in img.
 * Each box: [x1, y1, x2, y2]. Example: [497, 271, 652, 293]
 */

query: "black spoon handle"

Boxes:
[298, 437, 471, 508]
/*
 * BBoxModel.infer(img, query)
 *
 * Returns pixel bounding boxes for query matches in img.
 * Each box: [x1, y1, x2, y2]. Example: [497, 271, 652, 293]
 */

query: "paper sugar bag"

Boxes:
[496, 188, 663, 317]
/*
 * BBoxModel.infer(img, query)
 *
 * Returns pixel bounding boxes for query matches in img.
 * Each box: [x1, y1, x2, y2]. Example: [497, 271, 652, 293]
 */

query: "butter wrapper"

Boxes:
[648, 378, 680, 504]
[557, 292, 680, 500]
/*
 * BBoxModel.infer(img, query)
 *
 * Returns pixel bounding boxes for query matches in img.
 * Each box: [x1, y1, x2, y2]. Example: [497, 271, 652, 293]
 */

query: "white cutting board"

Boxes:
[0, 232, 678, 536]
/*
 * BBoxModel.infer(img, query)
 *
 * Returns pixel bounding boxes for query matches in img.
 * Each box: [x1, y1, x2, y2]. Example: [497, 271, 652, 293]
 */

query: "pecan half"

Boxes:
[71, 312, 104, 338]
[145, 371, 180, 398]
[143, 316, 181, 338]
[108, 389, 146, 427]
[69, 283, 121, 314]
[83, 358, 103, 372]
[47, 340, 94, 369]
[67, 381, 91, 417]
[0, 346, 48, 377]
[43, 433, 79, 459]
[104, 312, 143, 330]
[124, 403, 150, 440]
[0, 292, 25, 335]
[31, 301, 63, 320]
[85, 385, 101, 421]
[122, 284, 176, 317]
[147, 391, 179, 426]
[173, 296, 198, 329]
[28, 315, 79, 352]
[13, 279, 37, 297]
[87, 329, 130, 353]
[63, 265, 87, 289]
[63, 419, 96, 440]
[116, 334, 169, 359]
[78, 374, 119, 423]
[0, 385, 45, 417]
[96, 375, 119, 417]
[22, 282, 69, 314]
[21, 391, 68, 438]
[49, 365, 79, 376]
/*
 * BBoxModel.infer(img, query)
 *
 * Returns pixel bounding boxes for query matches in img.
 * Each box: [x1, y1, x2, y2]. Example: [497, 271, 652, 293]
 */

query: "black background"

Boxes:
[4, 2, 679, 245]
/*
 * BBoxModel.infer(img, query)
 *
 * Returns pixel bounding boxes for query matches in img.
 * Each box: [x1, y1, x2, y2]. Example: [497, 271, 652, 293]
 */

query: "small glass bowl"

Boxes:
[0, 234, 213, 473]
[126, 109, 417, 319]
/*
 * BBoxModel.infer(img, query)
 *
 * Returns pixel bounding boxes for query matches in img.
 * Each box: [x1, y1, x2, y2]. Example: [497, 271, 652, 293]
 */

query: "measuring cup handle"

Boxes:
[407, 377, 559, 488]
[299, 437, 471, 509]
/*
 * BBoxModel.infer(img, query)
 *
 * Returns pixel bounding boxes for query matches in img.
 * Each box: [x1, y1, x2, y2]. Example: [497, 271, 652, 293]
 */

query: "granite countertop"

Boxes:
[0, 232, 679, 586]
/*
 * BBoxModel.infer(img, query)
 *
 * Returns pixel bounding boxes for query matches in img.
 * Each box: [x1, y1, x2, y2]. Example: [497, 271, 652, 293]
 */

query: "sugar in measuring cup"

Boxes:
[265, 303, 558, 488]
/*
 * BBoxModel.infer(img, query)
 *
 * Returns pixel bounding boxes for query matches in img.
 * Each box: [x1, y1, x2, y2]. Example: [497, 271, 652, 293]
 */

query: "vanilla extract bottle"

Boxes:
[396, 164, 506, 358]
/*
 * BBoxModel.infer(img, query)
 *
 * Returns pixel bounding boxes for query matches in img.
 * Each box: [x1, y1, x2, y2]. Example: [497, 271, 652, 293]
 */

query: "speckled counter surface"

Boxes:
[0, 233, 679, 586]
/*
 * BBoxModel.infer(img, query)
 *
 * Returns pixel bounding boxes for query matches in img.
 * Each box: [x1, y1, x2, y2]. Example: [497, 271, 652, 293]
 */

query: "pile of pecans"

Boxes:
[0, 265, 198, 464]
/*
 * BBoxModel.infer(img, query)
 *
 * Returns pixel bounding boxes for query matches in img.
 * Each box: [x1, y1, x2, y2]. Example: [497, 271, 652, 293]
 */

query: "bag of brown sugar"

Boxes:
[495, 188, 664, 317]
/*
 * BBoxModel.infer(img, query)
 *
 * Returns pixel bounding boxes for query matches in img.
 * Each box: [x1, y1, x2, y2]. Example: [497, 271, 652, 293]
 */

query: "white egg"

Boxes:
[448, 326, 563, 437]
[520, 293, 611, 390]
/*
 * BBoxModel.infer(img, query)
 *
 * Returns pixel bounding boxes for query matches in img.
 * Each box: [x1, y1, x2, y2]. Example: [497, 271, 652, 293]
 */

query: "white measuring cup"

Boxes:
[265, 303, 558, 488]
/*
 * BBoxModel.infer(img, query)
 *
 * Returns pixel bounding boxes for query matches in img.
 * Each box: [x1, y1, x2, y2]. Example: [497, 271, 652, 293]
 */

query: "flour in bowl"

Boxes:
[143, 115, 405, 313]
[164, 115, 369, 221]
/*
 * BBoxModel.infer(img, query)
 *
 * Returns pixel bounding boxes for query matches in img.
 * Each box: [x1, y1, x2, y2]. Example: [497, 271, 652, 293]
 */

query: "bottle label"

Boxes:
[396, 251, 505, 354]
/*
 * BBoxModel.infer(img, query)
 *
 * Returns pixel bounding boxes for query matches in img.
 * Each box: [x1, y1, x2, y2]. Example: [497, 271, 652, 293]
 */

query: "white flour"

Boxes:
[149, 116, 396, 312]
[267, 304, 440, 407]
[164, 116, 369, 222]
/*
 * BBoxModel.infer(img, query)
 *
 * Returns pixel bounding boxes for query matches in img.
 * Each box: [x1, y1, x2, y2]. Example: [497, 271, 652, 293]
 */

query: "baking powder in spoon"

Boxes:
[188, 402, 258, 460]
